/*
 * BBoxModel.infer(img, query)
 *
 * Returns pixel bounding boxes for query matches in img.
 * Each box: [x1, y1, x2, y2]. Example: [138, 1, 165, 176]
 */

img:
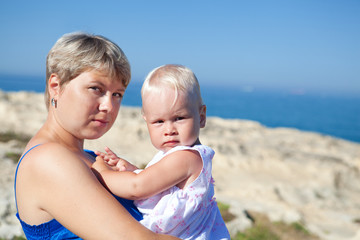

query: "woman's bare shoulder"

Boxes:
[21, 143, 79, 167]
[19, 143, 93, 186]
[16, 143, 99, 223]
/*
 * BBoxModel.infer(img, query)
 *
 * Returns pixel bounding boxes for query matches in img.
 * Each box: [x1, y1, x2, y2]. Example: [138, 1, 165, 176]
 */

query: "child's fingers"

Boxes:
[118, 165, 126, 171]
[95, 151, 112, 162]
[105, 146, 118, 158]
[92, 156, 113, 172]
[94, 150, 102, 156]
[107, 158, 118, 166]
[95, 150, 107, 159]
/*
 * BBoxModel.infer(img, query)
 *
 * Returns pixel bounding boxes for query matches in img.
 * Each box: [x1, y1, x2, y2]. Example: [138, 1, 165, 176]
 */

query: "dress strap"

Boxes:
[14, 144, 41, 212]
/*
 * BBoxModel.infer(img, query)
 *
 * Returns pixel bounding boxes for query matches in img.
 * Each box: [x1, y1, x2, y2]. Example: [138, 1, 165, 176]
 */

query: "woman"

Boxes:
[14, 32, 180, 240]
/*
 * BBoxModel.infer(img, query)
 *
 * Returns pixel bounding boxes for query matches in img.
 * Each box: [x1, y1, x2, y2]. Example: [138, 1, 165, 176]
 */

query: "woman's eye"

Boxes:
[113, 92, 123, 98]
[90, 86, 102, 93]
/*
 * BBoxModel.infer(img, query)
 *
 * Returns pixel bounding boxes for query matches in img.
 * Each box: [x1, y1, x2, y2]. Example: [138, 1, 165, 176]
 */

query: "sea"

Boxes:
[1, 74, 359, 143]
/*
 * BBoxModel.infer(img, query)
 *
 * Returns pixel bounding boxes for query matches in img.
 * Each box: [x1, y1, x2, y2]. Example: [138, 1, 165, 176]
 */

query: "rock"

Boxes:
[0, 90, 359, 240]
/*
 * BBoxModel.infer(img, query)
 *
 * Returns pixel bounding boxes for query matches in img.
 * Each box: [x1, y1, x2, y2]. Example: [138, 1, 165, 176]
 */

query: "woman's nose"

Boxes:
[99, 94, 114, 112]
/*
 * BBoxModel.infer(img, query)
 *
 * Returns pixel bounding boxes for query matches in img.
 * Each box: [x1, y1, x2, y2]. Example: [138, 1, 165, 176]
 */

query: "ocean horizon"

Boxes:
[1, 74, 359, 143]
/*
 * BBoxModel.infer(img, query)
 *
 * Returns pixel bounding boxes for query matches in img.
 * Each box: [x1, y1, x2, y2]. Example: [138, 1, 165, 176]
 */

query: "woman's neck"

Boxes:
[36, 117, 85, 153]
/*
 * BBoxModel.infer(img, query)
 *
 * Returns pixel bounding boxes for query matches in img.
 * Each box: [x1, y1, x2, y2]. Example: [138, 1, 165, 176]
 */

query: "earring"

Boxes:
[51, 98, 57, 108]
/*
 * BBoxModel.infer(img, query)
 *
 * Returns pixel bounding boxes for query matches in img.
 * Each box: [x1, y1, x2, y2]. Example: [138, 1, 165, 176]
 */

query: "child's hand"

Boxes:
[92, 155, 112, 173]
[115, 158, 138, 172]
[95, 146, 120, 167]
[95, 147, 138, 172]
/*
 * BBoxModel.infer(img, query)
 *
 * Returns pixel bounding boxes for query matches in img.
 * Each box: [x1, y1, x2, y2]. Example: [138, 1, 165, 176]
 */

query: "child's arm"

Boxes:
[95, 147, 138, 172]
[92, 149, 203, 200]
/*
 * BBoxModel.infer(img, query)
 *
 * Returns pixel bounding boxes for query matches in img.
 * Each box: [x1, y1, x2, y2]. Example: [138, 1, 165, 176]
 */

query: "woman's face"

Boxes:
[54, 70, 125, 140]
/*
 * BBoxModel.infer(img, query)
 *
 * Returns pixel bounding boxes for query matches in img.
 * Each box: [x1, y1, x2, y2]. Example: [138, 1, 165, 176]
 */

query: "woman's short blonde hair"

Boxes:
[141, 64, 203, 108]
[45, 32, 131, 108]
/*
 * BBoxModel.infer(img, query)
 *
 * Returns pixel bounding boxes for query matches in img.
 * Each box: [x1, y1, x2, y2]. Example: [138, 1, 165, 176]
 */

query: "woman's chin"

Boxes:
[82, 130, 107, 140]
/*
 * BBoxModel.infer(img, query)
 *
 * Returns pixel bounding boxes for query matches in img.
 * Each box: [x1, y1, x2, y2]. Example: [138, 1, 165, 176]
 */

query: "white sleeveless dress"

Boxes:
[134, 145, 230, 240]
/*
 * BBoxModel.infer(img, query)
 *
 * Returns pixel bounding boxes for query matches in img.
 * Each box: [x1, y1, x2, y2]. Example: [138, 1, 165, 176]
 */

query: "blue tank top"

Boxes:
[14, 145, 142, 239]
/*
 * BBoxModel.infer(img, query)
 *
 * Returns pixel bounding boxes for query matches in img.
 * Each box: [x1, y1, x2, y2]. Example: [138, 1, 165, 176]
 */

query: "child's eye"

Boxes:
[154, 120, 164, 124]
[175, 117, 185, 121]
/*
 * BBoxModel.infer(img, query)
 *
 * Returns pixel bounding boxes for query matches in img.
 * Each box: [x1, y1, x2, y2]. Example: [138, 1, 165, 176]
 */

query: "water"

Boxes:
[200, 85, 360, 143]
[1, 74, 359, 143]
[0, 74, 45, 93]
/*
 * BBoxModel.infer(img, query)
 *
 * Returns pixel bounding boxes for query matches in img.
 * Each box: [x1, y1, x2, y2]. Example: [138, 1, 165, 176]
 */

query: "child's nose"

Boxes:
[165, 122, 177, 136]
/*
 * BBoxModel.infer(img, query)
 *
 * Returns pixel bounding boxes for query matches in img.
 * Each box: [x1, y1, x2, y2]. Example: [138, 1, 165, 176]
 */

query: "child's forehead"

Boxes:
[146, 83, 175, 93]
[143, 85, 194, 100]
[144, 100, 198, 122]
[144, 88, 193, 106]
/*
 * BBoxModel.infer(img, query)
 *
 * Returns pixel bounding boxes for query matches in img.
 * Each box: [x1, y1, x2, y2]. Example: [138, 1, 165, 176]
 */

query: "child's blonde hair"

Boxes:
[141, 64, 203, 108]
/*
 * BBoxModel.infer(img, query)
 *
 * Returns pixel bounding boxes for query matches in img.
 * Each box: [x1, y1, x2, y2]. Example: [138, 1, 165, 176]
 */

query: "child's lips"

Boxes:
[163, 140, 179, 146]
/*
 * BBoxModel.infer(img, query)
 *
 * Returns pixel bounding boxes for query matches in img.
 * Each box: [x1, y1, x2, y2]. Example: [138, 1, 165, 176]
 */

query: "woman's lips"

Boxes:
[93, 119, 109, 127]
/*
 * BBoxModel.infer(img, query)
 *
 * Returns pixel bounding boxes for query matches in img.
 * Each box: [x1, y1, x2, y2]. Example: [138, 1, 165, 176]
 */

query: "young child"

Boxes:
[92, 64, 230, 240]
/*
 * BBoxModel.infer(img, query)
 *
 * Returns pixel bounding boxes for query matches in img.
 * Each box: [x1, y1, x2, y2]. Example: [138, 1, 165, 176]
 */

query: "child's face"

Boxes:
[142, 87, 206, 152]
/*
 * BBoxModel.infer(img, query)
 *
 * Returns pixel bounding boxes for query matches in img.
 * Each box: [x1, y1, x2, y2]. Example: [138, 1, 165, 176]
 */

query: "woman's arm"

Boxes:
[92, 149, 203, 200]
[18, 143, 179, 240]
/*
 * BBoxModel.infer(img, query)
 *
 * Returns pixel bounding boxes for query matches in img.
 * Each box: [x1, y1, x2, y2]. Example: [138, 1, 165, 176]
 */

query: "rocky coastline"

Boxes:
[0, 90, 359, 239]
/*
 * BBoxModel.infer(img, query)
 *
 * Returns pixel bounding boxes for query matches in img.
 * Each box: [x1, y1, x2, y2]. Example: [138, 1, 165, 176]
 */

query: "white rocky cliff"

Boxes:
[0, 90, 359, 239]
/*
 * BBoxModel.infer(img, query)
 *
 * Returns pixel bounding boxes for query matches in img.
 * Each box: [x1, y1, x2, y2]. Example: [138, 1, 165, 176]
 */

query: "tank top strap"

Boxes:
[14, 144, 41, 212]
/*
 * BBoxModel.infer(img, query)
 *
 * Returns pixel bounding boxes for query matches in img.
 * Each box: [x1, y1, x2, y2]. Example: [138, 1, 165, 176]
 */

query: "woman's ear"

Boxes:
[48, 73, 61, 99]
[199, 105, 207, 128]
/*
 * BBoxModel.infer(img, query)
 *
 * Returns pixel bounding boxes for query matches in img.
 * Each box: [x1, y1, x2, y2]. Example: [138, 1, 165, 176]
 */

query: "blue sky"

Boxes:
[0, 0, 359, 96]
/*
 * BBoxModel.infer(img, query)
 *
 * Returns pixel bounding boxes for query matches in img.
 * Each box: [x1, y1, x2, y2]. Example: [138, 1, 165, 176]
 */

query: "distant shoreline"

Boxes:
[0, 87, 359, 143]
